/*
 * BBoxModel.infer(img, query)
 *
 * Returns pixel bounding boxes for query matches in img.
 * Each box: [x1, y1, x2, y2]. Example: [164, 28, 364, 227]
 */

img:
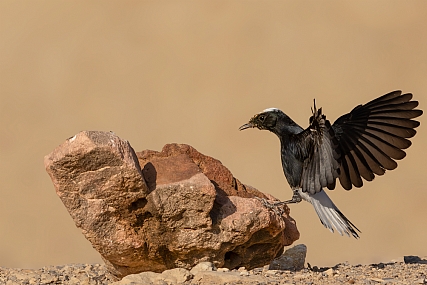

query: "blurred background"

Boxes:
[1, 1, 426, 269]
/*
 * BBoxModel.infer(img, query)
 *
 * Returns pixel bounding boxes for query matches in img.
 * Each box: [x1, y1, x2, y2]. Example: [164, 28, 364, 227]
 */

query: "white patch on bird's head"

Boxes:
[262, 107, 280, 113]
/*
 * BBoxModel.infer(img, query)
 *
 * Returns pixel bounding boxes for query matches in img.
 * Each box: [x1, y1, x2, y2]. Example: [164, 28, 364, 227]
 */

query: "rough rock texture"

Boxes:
[44, 131, 299, 278]
[269, 244, 307, 271]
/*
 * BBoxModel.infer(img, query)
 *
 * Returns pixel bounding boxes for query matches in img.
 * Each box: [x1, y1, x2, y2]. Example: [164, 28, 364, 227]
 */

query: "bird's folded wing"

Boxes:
[297, 104, 341, 194]
[331, 90, 423, 190]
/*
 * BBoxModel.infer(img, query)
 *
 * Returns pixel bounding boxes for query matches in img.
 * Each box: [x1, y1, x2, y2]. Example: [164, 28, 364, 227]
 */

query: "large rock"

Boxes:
[44, 131, 299, 277]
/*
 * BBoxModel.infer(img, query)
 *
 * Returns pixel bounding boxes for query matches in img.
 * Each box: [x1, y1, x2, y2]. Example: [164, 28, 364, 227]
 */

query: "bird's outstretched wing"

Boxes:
[295, 101, 341, 194]
[331, 90, 422, 190]
[296, 90, 422, 193]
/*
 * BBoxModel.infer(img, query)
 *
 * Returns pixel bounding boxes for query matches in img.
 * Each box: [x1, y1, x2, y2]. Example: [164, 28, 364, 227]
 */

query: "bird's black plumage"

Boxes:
[331, 91, 422, 190]
[239, 91, 422, 238]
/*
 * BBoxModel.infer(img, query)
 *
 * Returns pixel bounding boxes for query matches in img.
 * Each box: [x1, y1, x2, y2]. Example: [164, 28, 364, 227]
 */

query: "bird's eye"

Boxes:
[259, 115, 266, 121]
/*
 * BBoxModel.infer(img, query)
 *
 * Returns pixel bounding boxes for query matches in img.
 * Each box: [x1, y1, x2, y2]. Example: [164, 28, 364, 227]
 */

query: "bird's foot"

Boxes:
[255, 197, 286, 216]
[282, 189, 302, 204]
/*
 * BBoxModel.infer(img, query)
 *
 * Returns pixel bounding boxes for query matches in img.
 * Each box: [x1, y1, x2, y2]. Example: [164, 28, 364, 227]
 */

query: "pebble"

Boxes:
[324, 268, 335, 277]
[264, 269, 279, 277]
[190, 261, 216, 275]
[239, 270, 249, 276]
[370, 277, 385, 283]
[0, 258, 427, 285]
[0, 264, 116, 285]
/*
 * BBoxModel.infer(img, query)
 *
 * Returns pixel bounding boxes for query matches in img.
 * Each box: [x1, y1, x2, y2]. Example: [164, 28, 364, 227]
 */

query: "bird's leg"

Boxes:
[255, 197, 285, 216]
[281, 189, 302, 204]
[255, 190, 302, 216]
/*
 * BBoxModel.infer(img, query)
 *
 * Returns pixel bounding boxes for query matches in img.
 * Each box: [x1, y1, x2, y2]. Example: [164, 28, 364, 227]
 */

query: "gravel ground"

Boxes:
[1, 257, 426, 285]
[0, 264, 118, 285]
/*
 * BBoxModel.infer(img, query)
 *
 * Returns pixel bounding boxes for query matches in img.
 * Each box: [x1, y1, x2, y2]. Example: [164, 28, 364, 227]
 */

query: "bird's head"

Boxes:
[239, 108, 282, 132]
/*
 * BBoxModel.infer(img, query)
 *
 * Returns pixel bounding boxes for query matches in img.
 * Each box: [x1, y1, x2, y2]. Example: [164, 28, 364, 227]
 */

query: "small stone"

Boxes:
[217, 268, 230, 272]
[239, 270, 249, 276]
[77, 277, 91, 285]
[68, 276, 81, 285]
[111, 272, 160, 285]
[404, 256, 422, 264]
[369, 277, 385, 283]
[160, 268, 193, 284]
[238, 267, 246, 272]
[324, 268, 334, 277]
[269, 244, 307, 271]
[190, 262, 216, 275]
[40, 273, 56, 283]
[264, 270, 279, 277]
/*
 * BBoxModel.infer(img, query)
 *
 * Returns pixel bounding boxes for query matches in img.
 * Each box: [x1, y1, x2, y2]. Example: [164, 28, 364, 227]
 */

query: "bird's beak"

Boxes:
[239, 122, 254, 131]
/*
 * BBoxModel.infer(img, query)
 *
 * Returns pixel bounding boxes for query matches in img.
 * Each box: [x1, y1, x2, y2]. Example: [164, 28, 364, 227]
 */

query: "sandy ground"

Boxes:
[1, 1, 427, 269]
[1, 257, 426, 285]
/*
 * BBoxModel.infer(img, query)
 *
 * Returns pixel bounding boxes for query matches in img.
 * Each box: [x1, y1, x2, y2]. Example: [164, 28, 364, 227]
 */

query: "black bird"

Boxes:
[239, 91, 422, 238]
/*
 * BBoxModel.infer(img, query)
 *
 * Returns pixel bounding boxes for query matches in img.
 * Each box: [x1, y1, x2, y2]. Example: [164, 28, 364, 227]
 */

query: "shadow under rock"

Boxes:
[209, 180, 237, 224]
[141, 162, 157, 193]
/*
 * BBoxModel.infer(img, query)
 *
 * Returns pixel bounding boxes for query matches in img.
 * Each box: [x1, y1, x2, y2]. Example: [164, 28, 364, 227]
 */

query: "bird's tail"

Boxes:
[300, 190, 360, 238]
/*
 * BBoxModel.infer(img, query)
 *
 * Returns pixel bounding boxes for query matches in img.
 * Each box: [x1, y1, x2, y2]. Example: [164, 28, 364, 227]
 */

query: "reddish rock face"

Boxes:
[44, 131, 299, 278]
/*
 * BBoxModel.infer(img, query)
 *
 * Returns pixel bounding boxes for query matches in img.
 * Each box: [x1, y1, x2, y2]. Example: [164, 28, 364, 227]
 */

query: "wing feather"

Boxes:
[351, 146, 375, 181]
[315, 149, 321, 191]
[297, 104, 340, 194]
[347, 151, 363, 187]
[367, 117, 420, 129]
[319, 143, 329, 186]
[296, 91, 422, 192]
[339, 154, 352, 190]
[331, 90, 422, 190]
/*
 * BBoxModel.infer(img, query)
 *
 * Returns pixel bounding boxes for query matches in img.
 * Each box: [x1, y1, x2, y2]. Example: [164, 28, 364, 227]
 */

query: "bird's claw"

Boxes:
[282, 190, 302, 204]
[255, 197, 286, 216]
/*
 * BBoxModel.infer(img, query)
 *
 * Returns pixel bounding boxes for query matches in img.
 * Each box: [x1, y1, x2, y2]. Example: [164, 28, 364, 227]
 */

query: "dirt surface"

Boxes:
[1, 257, 426, 284]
